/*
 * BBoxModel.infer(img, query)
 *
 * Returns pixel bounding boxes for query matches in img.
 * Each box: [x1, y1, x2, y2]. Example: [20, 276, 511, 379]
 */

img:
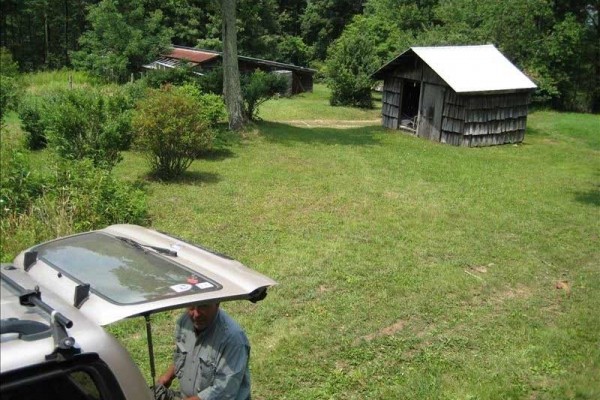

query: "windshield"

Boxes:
[33, 232, 221, 305]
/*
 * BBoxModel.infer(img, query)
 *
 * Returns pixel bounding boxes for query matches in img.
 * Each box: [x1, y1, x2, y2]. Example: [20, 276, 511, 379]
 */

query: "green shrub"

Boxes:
[44, 87, 129, 168]
[46, 159, 149, 231]
[121, 79, 149, 107]
[325, 26, 378, 108]
[198, 93, 227, 126]
[0, 47, 19, 77]
[0, 48, 20, 125]
[0, 150, 44, 217]
[0, 76, 18, 124]
[144, 65, 200, 88]
[18, 95, 48, 150]
[132, 87, 215, 179]
[241, 70, 288, 121]
[198, 66, 224, 95]
[0, 157, 149, 260]
[173, 84, 226, 127]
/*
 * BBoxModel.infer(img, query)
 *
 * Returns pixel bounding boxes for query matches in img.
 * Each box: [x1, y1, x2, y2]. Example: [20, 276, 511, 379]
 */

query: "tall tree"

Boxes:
[0, 0, 90, 70]
[220, 0, 246, 130]
[301, 0, 366, 60]
[71, 0, 171, 82]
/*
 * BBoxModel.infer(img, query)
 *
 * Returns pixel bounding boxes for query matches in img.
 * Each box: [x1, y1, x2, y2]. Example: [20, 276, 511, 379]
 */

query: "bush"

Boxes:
[43, 87, 129, 168]
[0, 157, 149, 260]
[0, 48, 20, 125]
[46, 159, 148, 231]
[132, 87, 215, 179]
[173, 84, 226, 127]
[0, 47, 19, 77]
[18, 95, 48, 150]
[325, 25, 378, 108]
[0, 76, 18, 125]
[198, 66, 224, 95]
[0, 150, 44, 217]
[241, 70, 288, 121]
[144, 65, 200, 88]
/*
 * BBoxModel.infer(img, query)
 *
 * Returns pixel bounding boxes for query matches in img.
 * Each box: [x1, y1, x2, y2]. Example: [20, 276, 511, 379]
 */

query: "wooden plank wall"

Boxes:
[381, 77, 402, 129]
[440, 91, 531, 147]
[440, 91, 466, 145]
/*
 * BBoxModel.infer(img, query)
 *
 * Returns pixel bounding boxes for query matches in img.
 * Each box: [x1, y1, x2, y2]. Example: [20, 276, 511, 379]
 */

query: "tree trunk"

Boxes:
[44, 10, 49, 66]
[220, 0, 246, 130]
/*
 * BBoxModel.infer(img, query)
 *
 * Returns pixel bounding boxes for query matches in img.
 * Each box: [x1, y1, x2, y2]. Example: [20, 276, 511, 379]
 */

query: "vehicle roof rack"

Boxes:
[1, 270, 81, 361]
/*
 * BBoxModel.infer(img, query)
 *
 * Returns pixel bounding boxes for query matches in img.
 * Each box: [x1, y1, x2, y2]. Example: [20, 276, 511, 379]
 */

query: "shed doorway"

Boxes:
[399, 80, 420, 131]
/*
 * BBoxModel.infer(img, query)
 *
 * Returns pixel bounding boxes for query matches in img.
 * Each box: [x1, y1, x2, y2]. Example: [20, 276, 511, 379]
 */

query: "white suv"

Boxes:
[1, 224, 276, 400]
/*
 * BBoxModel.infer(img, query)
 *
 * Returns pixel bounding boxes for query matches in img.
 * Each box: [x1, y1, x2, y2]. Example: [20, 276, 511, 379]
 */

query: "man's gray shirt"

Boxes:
[174, 309, 251, 400]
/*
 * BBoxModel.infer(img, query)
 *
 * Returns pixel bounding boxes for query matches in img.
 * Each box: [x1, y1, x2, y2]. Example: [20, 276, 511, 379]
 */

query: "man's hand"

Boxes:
[157, 364, 176, 388]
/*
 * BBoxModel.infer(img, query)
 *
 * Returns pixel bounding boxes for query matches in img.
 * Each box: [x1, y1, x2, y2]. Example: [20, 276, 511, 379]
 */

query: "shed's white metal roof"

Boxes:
[412, 45, 537, 93]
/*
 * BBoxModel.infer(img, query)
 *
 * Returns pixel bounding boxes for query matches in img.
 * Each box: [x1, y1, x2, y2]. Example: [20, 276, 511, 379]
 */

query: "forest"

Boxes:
[1, 0, 599, 113]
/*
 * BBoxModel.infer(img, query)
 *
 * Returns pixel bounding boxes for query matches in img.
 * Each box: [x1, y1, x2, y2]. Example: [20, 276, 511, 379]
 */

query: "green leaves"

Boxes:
[132, 87, 216, 179]
[71, 0, 171, 83]
[241, 70, 288, 121]
[325, 18, 379, 108]
[42, 88, 130, 169]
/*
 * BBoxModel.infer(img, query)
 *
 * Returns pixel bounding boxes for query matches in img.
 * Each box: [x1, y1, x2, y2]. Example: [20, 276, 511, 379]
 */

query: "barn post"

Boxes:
[416, 63, 425, 137]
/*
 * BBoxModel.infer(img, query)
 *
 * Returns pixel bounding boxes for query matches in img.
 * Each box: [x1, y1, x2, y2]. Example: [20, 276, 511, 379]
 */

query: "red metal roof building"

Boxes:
[144, 46, 316, 95]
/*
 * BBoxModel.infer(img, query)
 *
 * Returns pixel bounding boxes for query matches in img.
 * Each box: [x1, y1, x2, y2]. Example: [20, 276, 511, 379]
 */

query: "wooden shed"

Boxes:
[372, 45, 537, 147]
[144, 46, 316, 95]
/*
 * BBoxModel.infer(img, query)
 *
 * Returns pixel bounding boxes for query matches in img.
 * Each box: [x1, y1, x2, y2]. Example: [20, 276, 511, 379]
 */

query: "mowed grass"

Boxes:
[110, 89, 600, 400]
[258, 84, 382, 122]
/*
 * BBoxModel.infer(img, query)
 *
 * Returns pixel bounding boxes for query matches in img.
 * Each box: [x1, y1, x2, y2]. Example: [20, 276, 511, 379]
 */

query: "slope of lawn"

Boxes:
[111, 88, 600, 399]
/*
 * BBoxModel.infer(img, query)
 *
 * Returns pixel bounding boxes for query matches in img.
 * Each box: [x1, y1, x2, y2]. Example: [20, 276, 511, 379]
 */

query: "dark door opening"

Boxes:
[400, 80, 420, 130]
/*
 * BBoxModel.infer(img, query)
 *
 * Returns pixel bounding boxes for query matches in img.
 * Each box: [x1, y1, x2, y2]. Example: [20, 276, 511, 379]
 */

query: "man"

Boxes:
[155, 303, 251, 400]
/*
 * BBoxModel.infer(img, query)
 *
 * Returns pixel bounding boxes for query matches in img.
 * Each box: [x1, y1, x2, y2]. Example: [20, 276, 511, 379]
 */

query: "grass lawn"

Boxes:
[109, 88, 600, 399]
[4, 81, 599, 399]
[258, 84, 382, 123]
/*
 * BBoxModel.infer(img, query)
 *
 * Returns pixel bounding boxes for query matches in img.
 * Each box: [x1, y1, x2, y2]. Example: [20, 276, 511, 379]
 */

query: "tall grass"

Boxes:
[20, 69, 100, 89]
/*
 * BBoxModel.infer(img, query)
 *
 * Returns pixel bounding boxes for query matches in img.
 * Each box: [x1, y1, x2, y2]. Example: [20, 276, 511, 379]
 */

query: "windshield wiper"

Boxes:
[115, 236, 178, 257]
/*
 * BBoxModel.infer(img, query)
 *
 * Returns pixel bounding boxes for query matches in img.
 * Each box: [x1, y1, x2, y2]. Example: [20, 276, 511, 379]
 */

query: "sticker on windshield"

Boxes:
[196, 282, 214, 290]
[170, 284, 193, 293]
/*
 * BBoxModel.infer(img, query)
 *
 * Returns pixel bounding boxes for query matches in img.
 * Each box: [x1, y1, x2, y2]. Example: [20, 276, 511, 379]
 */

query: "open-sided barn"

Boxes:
[144, 45, 316, 95]
[372, 45, 537, 147]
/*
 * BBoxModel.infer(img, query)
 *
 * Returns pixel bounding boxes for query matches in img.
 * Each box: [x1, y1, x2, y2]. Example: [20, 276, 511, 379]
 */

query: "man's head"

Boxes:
[187, 303, 220, 332]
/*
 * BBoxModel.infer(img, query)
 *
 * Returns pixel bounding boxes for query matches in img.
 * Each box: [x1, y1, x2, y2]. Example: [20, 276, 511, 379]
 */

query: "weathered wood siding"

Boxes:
[440, 91, 466, 145]
[440, 91, 531, 147]
[381, 76, 402, 129]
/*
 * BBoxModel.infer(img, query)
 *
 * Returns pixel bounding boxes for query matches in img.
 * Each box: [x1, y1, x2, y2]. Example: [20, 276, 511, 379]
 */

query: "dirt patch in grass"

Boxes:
[283, 120, 380, 129]
[488, 284, 535, 307]
[357, 320, 407, 343]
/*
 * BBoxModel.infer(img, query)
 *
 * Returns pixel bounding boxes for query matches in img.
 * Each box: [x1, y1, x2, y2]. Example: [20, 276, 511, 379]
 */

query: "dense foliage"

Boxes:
[0, 48, 20, 125]
[71, 0, 172, 83]
[325, 18, 380, 108]
[28, 87, 131, 169]
[0, 0, 597, 111]
[132, 87, 216, 179]
[241, 70, 288, 120]
[0, 151, 148, 260]
[18, 95, 48, 150]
